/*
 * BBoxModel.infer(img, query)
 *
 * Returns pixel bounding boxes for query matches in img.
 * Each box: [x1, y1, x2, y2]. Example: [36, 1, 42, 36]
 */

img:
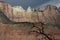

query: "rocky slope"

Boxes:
[0, 22, 60, 40]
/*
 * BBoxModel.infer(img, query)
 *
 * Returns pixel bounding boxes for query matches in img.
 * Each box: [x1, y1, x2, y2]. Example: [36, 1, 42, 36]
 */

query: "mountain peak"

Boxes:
[41, 5, 57, 10]
[13, 6, 25, 12]
[36, 5, 57, 12]
[26, 6, 33, 12]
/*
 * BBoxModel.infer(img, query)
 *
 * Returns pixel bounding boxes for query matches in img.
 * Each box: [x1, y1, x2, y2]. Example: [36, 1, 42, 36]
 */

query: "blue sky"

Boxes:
[2, 0, 60, 9]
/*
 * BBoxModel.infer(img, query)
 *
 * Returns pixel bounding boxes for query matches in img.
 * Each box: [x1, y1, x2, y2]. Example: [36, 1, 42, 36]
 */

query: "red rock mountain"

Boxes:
[0, 2, 60, 25]
[36, 5, 60, 24]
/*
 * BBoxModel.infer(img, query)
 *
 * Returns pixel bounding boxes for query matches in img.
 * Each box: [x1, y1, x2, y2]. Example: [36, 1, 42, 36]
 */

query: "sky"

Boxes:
[1, 0, 60, 9]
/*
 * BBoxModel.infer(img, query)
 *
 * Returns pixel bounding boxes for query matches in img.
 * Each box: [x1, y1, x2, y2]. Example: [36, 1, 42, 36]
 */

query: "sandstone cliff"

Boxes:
[0, 2, 60, 25]
[36, 5, 60, 24]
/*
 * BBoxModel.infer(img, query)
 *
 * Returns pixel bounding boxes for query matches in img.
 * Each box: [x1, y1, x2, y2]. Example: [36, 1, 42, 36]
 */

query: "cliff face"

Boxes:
[0, 1, 12, 20]
[37, 5, 60, 24]
[0, 2, 60, 24]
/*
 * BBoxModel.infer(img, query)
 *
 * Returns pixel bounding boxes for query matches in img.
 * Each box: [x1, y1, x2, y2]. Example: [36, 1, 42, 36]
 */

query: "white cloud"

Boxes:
[55, 3, 60, 7]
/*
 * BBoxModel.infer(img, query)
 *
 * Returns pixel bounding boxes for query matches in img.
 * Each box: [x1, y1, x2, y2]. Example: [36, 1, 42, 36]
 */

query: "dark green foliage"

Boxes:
[45, 23, 60, 28]
[0, 10, 13, 24]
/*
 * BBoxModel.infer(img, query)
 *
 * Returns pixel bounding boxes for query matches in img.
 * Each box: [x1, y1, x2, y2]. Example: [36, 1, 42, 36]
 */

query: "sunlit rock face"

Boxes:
[13, 6, 25, 12]
[26, 6, 33, 13]
[12, 6, 26, 22]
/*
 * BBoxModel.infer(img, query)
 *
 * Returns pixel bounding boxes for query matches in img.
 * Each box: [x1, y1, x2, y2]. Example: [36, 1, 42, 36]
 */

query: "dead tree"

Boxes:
[31, 22, 54, 40]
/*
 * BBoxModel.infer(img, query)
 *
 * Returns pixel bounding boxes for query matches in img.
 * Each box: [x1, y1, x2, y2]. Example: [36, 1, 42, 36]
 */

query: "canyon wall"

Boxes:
[0, 1, 60, 24]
